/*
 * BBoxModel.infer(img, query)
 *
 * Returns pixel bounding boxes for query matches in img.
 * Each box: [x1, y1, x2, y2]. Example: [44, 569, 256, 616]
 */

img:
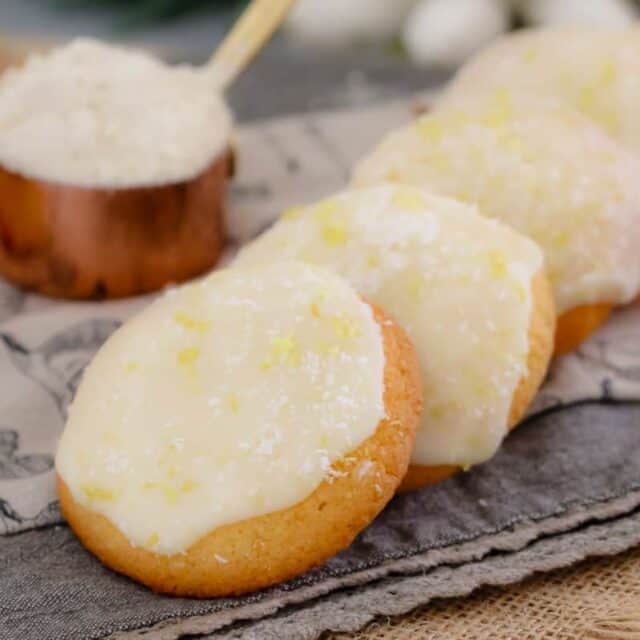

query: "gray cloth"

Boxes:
[1, 99, 640, 639]
[209, 507, 640, 640]
[2, 404, 640, 640]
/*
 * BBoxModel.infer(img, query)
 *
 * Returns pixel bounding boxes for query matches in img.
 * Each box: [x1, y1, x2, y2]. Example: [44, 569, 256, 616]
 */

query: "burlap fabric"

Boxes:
[330, 545, 640, 640]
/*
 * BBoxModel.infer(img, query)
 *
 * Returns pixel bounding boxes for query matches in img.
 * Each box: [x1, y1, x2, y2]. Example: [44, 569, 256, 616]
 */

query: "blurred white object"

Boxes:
[520, 0, 637, 27]
[285, 0, 416, 48]
[403, 0, 509, 68]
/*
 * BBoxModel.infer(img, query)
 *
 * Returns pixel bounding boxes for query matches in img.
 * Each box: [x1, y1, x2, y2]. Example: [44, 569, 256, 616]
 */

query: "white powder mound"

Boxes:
[0, 38, 232, 187]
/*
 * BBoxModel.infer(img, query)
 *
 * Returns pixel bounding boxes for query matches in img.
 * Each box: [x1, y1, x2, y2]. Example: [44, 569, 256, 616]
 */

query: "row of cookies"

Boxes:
[55, 27, 640, 598]
[234, 23, 640, 492]
[240, 26, 640, 492]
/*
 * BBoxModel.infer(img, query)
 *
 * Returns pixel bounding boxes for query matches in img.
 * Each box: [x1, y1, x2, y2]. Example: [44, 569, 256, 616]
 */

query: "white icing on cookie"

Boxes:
[352, 91, 640, 314]
[235, 185, 543, 468]
[56, 262, 385, 554]
[443, 27, 640, 152]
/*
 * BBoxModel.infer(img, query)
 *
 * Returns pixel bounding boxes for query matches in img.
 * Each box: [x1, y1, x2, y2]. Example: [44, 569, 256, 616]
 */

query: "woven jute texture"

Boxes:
[330, 545, 640, 640]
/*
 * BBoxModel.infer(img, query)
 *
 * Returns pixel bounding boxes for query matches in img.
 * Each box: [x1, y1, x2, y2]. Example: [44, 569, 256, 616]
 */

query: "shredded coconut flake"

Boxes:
[0, 38, 232, 186]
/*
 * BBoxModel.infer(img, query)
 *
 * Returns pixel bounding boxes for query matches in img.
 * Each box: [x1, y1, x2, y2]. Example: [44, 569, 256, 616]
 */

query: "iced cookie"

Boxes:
[442, 27, 640, 153]
[353, 92, 640, 354]
[56, 262, 422, 597]
[235, 185, 555, 490]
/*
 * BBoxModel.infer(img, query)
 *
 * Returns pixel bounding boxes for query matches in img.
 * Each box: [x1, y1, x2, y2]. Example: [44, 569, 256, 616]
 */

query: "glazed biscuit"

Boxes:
[353, 92, 640, 353]
[401, 270, 555, 491]
[235, 185, 555, 489]
[56, 262, 422, 597]
[442, 27, 640, 153]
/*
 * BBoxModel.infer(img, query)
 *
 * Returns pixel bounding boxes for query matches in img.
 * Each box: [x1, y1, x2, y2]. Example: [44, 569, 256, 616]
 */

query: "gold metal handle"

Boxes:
[208, 0, 297, 91]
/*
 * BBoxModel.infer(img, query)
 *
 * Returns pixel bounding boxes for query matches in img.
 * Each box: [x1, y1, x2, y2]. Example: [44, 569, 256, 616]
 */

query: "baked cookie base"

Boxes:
[554, 303, 612, 356]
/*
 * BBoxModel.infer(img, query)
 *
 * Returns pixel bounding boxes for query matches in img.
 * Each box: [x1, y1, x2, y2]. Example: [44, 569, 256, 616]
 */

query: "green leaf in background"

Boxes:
[46, 0, 246, 30]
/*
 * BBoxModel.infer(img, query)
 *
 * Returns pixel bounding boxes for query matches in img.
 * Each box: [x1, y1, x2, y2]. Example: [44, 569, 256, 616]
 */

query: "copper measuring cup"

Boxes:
[0, 0, 295, 299]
